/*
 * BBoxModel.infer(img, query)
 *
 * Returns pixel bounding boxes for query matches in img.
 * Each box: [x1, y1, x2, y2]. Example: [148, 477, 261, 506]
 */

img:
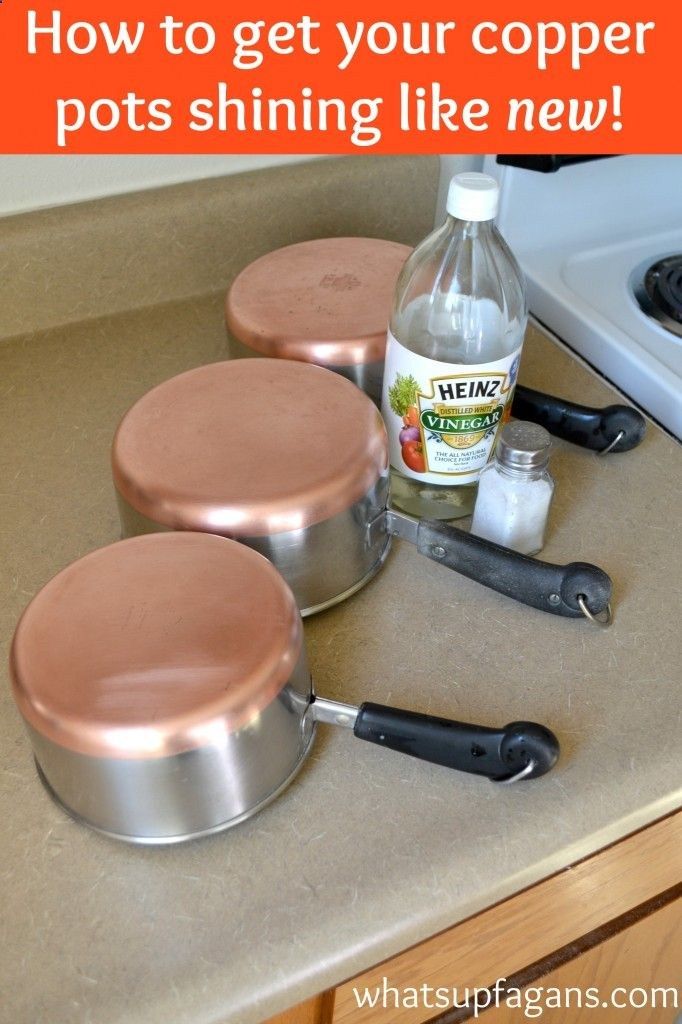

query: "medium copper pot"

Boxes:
[112, 359, 612, 621]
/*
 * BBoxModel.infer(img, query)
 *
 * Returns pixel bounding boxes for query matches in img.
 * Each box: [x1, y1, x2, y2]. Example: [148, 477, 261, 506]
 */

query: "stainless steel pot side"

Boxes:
[112, 359, 613, 622]
[10, 533, 560, 844]
[228, 334, 385, 410]
[225, 237, 411, 405]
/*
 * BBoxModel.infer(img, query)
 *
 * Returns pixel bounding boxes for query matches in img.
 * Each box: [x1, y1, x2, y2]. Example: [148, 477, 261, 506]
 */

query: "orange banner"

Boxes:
[0, 0, 677, 153]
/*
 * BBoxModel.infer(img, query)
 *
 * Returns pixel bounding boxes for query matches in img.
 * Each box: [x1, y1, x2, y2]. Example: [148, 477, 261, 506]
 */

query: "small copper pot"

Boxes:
[225, 237, 410, 405]
[10, 533, 559, 844]
[112, 359, 613, 621]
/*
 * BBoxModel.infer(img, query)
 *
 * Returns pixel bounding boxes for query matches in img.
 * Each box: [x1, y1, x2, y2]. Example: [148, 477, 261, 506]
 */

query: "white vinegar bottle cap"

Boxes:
[446, 172, 499, 221]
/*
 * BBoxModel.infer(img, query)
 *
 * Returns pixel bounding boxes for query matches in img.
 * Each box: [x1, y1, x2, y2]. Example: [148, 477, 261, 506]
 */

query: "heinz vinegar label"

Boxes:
[381, 332, 522, 485]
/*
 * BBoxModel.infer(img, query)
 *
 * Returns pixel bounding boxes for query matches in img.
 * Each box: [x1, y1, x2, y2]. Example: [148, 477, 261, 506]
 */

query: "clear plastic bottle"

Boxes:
[381, 172, 527, 519]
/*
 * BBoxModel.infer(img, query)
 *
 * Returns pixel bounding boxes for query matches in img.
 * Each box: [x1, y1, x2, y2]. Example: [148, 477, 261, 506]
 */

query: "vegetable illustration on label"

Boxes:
[388, 372, 426, 473]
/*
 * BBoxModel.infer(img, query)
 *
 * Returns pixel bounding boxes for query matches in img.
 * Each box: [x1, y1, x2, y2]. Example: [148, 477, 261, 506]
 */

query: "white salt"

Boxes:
[471, 468, 554, 555]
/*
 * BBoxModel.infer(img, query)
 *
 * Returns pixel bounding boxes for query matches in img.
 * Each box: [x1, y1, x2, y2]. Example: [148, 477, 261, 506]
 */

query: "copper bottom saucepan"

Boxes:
[10, 533, 560, 844]
[112, 359, 611, 622]
[223, 237, 646, 454]
[225, 236, 411, 407]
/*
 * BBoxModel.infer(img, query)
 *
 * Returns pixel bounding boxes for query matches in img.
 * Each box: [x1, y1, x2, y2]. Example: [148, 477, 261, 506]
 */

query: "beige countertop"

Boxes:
[1, 158, 681, 1024]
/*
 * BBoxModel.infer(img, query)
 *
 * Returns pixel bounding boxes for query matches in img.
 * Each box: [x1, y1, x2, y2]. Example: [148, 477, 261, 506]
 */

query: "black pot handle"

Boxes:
[354, 705, 560, 781]
[417, 519, 612, 620]
[512, 385, 646, 453]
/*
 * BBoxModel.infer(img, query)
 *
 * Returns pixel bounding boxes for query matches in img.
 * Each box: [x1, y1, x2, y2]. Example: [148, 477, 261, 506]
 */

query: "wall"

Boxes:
[0, 154, 482, 219]
[0, 155, 315, 217]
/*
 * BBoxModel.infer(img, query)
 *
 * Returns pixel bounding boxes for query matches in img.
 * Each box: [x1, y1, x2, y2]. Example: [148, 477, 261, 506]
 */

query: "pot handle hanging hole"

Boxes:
[598, 430, 625, 455]
[577, 594, 613, 628]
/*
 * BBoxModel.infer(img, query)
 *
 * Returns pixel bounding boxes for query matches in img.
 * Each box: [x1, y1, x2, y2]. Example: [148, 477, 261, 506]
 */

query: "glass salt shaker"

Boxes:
[471, 421, 555, 556]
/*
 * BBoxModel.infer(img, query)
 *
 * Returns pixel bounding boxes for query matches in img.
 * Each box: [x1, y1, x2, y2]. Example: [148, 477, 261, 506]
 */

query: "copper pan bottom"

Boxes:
[225, 237, 411, 367]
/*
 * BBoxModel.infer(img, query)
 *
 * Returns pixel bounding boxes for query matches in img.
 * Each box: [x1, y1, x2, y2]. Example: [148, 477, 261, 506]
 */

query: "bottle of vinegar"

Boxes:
[381, 172, 527, 519]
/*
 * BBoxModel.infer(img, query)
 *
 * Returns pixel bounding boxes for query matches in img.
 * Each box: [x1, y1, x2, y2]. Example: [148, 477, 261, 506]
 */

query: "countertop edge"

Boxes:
[240, 795, 682, 1024]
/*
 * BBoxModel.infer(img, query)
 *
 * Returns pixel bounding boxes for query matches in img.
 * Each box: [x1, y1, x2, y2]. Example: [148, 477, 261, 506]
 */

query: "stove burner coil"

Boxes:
[631, 254, 682, 339]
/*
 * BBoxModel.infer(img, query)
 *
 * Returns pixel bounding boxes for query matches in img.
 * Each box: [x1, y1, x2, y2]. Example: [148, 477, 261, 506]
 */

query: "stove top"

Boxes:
[481, 155, 682, 439]
[631, 254, 682, 339]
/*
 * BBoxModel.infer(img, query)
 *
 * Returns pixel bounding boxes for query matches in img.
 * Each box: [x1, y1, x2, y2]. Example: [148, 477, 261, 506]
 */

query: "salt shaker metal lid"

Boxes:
[226, 237, 411, 367]
[496, 421, 552, 470]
